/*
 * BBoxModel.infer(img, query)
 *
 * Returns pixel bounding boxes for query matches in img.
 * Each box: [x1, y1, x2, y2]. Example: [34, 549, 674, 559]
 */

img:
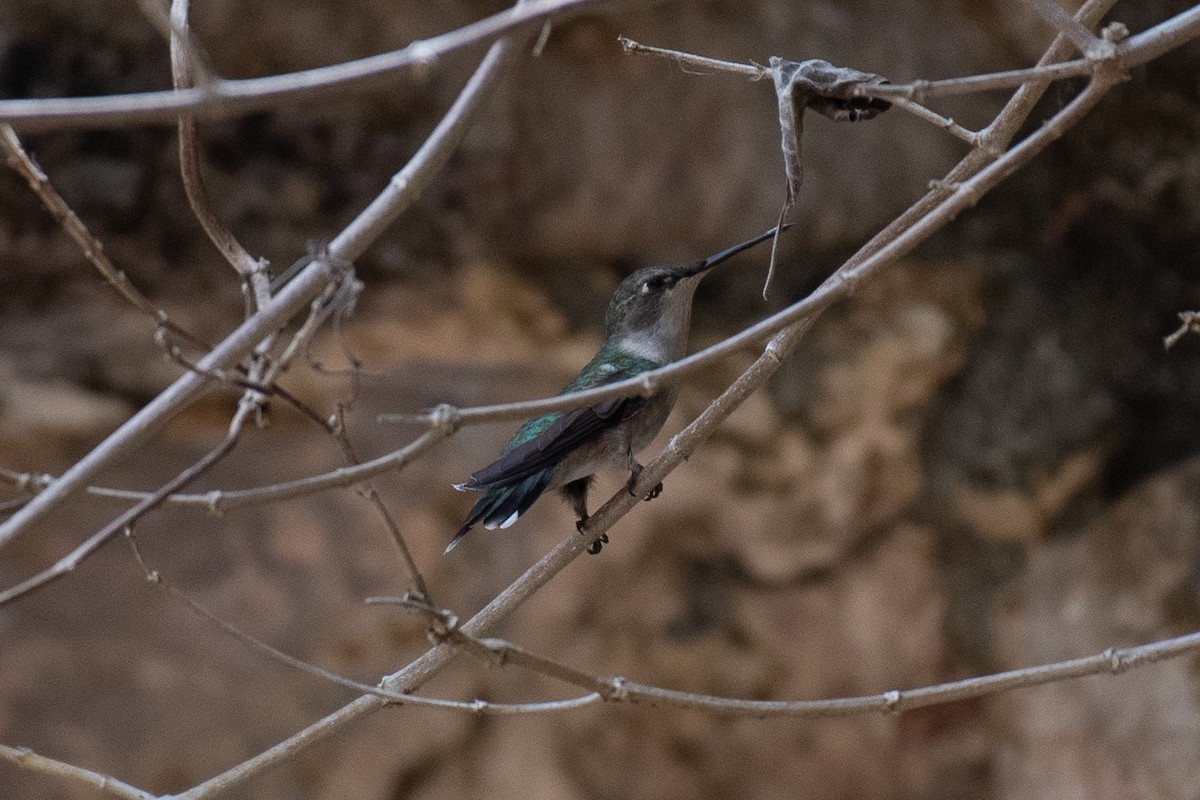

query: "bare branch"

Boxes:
[137, 0, 217, 85]
[1165, 310, 1200, 350]
[125, 533, 588, 715]
[384, 2, 1140, 438]
[325, 406, 433, 603]
[0, 744, 154, 800]
[2, 429, 450, 511]
[0, 125, 210, 354]
[1027, 0, 1109, 58]
[387, 599, 1200, 719]
[616, 36, 768, 79]
[0, 433, 239, 607]
[0, 0, 633, 133]
[0, 0, 536, 553]
[170, 0, 265, 295]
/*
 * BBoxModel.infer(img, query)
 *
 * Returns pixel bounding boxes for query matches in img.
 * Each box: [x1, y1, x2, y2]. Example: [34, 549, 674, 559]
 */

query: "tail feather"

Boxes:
[444, 470, 554, 553]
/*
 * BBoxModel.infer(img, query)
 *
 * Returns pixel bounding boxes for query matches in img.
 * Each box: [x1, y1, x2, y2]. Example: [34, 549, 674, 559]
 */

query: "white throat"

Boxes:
[617, 331, 669, 363]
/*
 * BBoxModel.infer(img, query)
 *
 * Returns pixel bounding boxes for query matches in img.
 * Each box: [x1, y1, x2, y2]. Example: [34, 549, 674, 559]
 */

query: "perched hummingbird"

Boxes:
[446, 226, 784, 554]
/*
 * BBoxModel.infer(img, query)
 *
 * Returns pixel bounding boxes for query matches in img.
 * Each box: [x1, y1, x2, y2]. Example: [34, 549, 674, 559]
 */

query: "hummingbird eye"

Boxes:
[642, 275, 673, 294]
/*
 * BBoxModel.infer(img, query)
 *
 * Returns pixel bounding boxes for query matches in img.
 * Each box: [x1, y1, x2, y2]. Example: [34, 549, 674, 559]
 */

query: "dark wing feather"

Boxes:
[461, 396, 644, 489]
[445, 470, 557, 552]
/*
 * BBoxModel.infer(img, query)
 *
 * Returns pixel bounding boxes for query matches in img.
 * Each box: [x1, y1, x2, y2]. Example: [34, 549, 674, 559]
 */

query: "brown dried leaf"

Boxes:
[764, 57, 892, 297]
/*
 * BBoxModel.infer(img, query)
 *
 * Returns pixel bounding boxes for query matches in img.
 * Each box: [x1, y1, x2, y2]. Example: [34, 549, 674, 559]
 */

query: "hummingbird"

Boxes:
[446, 226, 784, 555]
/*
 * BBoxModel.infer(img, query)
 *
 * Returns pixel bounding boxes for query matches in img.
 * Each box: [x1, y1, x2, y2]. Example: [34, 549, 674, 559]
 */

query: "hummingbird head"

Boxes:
[603, 226, 784, 362]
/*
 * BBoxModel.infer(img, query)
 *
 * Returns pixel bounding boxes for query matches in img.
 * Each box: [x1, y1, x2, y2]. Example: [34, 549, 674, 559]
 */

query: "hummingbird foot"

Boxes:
[575, 516, 608, 554]
[625, 464, 663, 502]
[563, 477, 605, 554]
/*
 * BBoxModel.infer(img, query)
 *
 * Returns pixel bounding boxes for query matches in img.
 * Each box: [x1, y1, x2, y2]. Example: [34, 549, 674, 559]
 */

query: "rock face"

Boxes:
[2, 2, 1200, 799]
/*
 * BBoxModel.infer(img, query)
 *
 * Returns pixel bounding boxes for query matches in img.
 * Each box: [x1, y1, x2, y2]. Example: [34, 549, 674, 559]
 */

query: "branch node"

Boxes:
[428, 403, 463, 433]
[1102, 21, 1130, 44]
[908, 79, 929, 104]
[204, 490, 225, 516]
[422, 605, 460, 645]
[927, 177, 961, 193]
[478, 637, 511, 667]
[882, 688, 902, 713]
[604, 676, 630, 702]
[664, 435, 687, 463]
[763, 337, 786, 366]
[1165, 310, 1200, 349]
[1104, 646, 1129, 674]
[638, 374, 658, 397]
[470, 698, 488, 715]
[406, 39, 439, 81]
[16, 471, 47, 492]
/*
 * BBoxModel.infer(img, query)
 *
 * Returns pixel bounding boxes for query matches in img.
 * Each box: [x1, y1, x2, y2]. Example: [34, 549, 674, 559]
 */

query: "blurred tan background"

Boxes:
[2, 1, 1200, 798]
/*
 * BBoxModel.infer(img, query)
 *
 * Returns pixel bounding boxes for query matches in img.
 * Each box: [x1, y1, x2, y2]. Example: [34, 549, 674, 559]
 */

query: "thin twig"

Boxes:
[617, 36, 767, 79]
[387, 598, 1200, 718]
[170, 0, 265, 292]
[138, 0, 217, 84]
[0, 744, 154, 800]
[0, 124, 209, 353]
[327, 405, 433, 603]
[123, 531, 587, 715]
[886, 96, 980, 146]
[0, 432, 239, 607]
[2, 429, 450, 511]
[1165, 310, 1200, 349]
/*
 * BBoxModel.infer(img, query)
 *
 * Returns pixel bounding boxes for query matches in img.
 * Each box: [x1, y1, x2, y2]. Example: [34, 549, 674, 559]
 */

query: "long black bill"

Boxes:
[678, 223, 793, 278]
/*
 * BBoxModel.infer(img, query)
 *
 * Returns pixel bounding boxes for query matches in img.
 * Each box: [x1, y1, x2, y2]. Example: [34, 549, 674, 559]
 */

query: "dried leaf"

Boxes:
[763, 57, 892, 298]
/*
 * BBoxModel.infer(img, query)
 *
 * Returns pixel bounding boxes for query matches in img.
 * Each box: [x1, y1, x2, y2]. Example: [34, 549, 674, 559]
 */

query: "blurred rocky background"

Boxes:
[2, 0, 1200, 798]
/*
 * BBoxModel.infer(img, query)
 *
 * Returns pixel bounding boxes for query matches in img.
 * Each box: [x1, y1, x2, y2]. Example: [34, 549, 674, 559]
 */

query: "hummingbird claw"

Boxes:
[575, 515, 607, 554]
[644, 482, 663, 501]
[625, 466, 644, 497]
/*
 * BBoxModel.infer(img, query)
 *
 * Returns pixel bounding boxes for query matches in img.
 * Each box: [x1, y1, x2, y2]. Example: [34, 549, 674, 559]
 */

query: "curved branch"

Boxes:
[0, 0, 537, 554]
[0, 0, 626, 133]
